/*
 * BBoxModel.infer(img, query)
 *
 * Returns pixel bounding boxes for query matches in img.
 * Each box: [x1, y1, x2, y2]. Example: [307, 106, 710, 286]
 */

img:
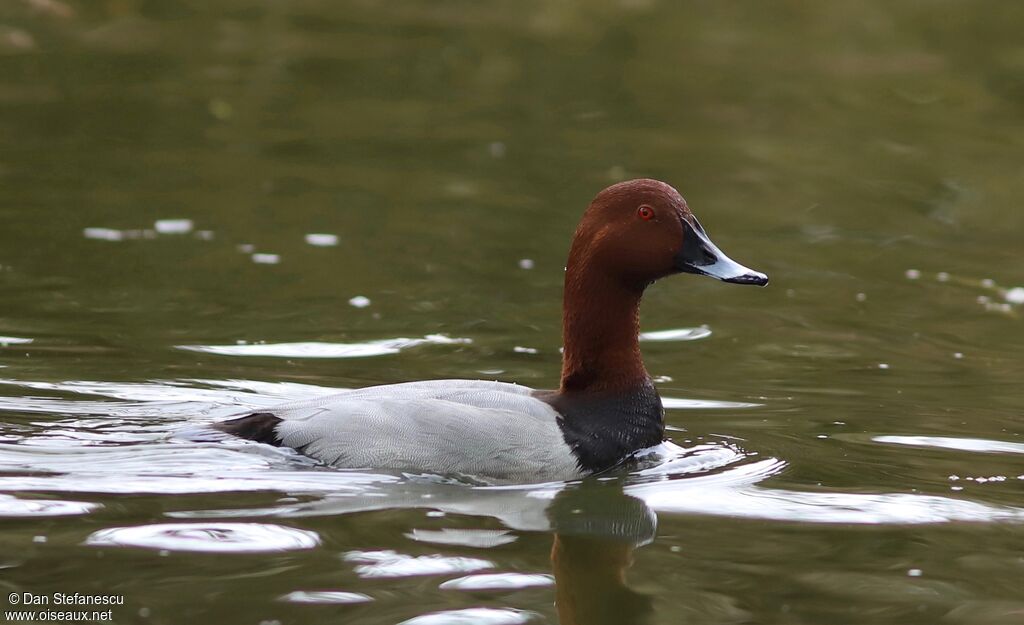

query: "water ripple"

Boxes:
[639, 326, 712, 342]
[397, 608, 538, 625]
[0, 376, 1023, 527]
[873, 435, 1024, 455]
[405, 528, 518, 548]
[278, 590, 373, 604]
[661, 396, 760, 409]
[0, 336, 33, 346]
[176, 334, 472, 358]
[85, 522, 320, 553]
[0, 494, 100, 517]
[344, 550, 493, 578]
[439, 573, 554, 592]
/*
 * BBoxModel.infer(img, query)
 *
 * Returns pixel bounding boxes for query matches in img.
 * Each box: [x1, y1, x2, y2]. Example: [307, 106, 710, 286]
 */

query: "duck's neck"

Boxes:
[559, 266, 650, 394]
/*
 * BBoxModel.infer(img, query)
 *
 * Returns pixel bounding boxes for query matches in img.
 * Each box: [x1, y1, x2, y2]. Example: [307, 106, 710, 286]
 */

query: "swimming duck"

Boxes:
[217, 179, 767, 484]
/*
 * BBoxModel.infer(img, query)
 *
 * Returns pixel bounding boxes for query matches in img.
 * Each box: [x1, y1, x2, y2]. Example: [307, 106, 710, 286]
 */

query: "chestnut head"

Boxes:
[569, 179, 768, 289]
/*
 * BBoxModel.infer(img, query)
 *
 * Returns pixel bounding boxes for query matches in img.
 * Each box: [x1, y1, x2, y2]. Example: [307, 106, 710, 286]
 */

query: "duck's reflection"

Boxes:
[546, 482, 656, 625]
[177, 474, 659, 623]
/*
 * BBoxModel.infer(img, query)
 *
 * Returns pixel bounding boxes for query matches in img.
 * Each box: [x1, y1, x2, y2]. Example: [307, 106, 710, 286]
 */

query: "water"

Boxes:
[2, 1, 1024, 623]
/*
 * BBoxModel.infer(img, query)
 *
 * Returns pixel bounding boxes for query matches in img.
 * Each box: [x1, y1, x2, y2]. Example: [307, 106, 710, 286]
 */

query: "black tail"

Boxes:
[215, 413, 283, 446]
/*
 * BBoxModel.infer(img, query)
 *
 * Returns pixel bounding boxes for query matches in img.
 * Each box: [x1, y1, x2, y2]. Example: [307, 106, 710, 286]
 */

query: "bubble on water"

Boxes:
[236, 243, 255, 253]
[194, 230, 215, 241]
[513, 346, 538, 354]
[252, 253, 280, 264]
[305, 233, 338, 247]
[878, 363, 890, 370]
[348, 296, 371, 308]
[980, 278, 995, 288]
[154, 219, 193, 234]
[936, 272, 950, 282]
[488, 142, 506, 158]
[518, 258, 534, 270]
[953, 352, 963, 359]
[905, 269, 921, 280]
[85, 522, 320, 553]
[907, 569, 922, 577]
[855, 293, 867, 302]
[33, 535, 47, 543]
[84, 227, 124, 241]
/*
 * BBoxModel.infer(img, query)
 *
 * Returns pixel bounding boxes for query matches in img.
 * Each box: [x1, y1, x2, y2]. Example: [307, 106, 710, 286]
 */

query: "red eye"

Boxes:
[637, 206, 654, 221]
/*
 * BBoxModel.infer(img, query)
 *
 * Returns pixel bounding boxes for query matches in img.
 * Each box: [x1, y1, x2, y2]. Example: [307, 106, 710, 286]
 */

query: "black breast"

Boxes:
[536, 380, 665, 475]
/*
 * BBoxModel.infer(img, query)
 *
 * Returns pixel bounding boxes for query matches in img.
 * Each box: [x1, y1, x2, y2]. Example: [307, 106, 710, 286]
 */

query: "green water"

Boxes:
[1, 1, 1023, 624]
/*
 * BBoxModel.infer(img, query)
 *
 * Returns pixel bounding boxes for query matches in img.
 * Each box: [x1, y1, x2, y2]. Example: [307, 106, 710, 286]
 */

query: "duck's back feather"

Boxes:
[221, 380, 583, 484]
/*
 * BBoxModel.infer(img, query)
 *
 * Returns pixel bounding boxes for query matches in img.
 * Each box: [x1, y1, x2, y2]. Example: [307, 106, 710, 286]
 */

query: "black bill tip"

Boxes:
[675, 217, 769, 287]
[721, 270, 769, 287]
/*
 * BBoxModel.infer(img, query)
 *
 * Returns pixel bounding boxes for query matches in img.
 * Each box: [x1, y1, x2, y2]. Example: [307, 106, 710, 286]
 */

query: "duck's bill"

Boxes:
[674, 217, 769, 286]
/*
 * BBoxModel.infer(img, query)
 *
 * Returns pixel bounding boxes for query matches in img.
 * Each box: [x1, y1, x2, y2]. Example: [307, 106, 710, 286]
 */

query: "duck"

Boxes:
[216, 178, 767, 484]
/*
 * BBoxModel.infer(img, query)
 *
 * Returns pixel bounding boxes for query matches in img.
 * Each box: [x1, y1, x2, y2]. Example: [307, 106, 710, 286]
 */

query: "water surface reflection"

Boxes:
[548, 483, 655, 625]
